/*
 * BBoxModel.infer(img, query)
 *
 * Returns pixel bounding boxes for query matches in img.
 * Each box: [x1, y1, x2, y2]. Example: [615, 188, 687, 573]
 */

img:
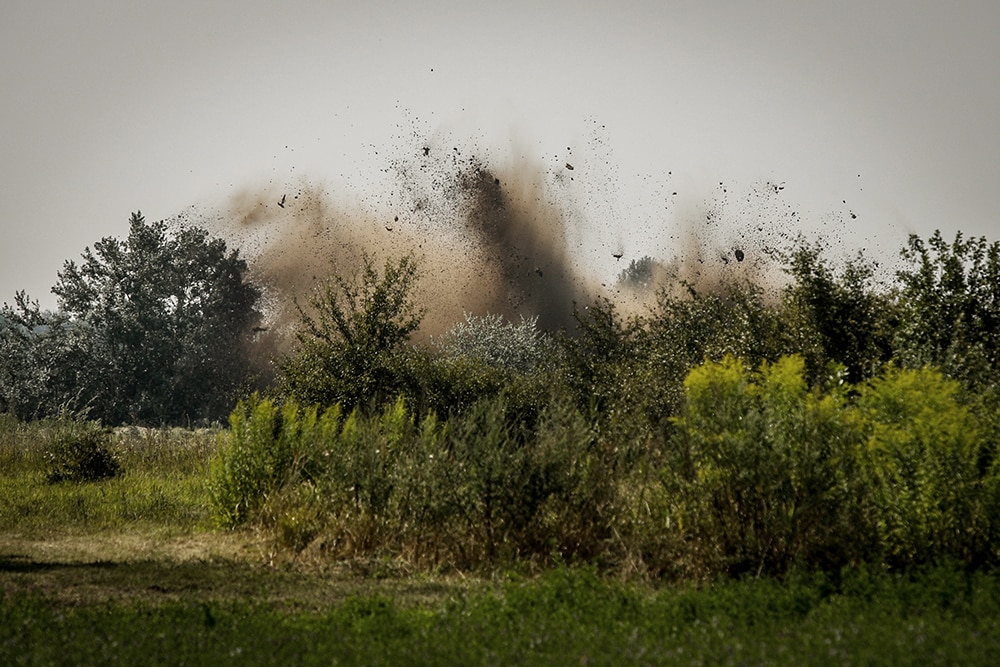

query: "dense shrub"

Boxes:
[277, 253, 424, 412]
[665, 355, 1000, 576]
[209, 390, 620, 568]
[208, 396, 342, 527]
[893, 231, 1000, 388]
[43, 419, 121, 483]
[665, 355, 870, 576]
[857, 366, 999, 567]
[435, 312, 558, 374]
[781, 238, 893, 383]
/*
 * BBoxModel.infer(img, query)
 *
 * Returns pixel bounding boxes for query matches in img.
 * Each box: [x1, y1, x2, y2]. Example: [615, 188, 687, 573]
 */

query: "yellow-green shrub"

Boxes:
[858, 366, 996, 566]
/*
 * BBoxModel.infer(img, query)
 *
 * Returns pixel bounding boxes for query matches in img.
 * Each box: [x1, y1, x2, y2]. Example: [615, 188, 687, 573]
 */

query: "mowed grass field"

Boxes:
[3, 421, 1000, 665]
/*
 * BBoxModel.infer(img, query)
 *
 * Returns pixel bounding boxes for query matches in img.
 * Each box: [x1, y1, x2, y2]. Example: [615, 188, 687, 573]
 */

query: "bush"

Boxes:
[208, 396, 342, 527]
[664, 355, 1000, 576]
[43, 420, 121, 483]
[435, 312, 557, 374]
[894, 230, 1000, 388]
[277, 253, 424, 412]
[666, 355, 871, 576]
[857, 365, 998, 567]
[781, 238, 893, 383]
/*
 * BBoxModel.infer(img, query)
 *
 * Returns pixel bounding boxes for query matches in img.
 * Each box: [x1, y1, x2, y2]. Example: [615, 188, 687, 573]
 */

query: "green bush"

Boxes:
[857, 365, 998, 567]
[390, 390, 616, 567]
[277, 253, 424, 412]
[666, 355, 871, 576]
[207, 395, 342, 527]
[43, 420, 121, 483]
[665, 355, 1000, 576]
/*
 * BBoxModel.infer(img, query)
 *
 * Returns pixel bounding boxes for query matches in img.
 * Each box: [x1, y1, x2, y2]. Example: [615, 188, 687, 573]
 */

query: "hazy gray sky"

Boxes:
[3, 0, 999, 309]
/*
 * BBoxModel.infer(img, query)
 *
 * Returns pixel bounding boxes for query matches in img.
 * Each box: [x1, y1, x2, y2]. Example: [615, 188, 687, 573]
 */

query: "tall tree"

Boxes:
[51, 212, 261, 424]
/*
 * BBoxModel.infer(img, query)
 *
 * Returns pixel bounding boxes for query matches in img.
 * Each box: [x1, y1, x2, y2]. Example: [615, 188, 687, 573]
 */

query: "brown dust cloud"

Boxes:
[178, 128, 855, 357]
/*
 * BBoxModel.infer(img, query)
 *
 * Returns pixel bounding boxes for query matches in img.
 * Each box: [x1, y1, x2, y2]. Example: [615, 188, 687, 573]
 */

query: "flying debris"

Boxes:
[277, 194, 286, 208]
[612, 252, 623, 260]
[734, 248, 745, 262]
[422, 147, 430, 156]
[565, 162, 575, 171]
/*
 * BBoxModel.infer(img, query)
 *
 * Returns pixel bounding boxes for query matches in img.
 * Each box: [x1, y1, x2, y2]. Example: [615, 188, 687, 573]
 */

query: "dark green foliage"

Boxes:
[782, 238, 893, 383]
[0, 292, 98, 420]
[894, 230, 1000, 387]
[43, 420, 121, 483]
[36, 213, 260, 424]
[559, 297, 637, 422]
[278, 253, 424, 412]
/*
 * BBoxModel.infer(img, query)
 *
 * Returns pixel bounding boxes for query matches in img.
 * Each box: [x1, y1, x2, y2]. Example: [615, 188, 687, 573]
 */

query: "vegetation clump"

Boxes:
[6, 221, 1000, 580]
[43, 419, 121, 483]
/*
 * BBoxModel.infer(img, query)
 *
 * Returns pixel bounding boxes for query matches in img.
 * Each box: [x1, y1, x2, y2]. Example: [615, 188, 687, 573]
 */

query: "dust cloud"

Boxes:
[179, 130, 825, 360]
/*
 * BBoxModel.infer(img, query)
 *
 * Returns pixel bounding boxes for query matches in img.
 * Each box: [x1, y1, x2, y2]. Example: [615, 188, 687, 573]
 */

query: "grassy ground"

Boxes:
[3, 421, 1000, 665]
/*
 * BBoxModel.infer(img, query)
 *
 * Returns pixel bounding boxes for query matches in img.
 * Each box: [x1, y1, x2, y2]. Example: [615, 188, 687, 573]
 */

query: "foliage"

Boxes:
[278, 252, 424, 411]
[667, 355, 871, 576]
[0, 292, 97, 419]
[894, 230, 1000, 387]
[622, 277, 790, 440]
[667, 355, 1000, 576]
[207, 390, 618, 568]
[435, 312, 557, 374]
[615, 255, 666, 291]
[38, 212, 261, 425]
[208, 396, 342, 528]
[857, 366, 998, 567]
[398, 391, 609, 565]
[42, 418, 121, 483]
[559, 297, 637, 422]
[781, 238, 893, 383]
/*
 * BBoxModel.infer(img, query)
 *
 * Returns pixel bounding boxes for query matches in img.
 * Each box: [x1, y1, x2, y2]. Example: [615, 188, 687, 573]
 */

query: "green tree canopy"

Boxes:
[49, 212, 261, 424]
[278, 252, 425, 411]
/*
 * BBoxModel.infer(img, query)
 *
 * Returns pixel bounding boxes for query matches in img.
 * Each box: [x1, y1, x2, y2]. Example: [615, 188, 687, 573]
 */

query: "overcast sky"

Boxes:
[3, 0, 999, 310]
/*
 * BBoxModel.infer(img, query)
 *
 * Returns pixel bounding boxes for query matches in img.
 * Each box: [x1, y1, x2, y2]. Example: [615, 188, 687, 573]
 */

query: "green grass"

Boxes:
[0, 423, 216, 535]
[3, 566, 1000, 665]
